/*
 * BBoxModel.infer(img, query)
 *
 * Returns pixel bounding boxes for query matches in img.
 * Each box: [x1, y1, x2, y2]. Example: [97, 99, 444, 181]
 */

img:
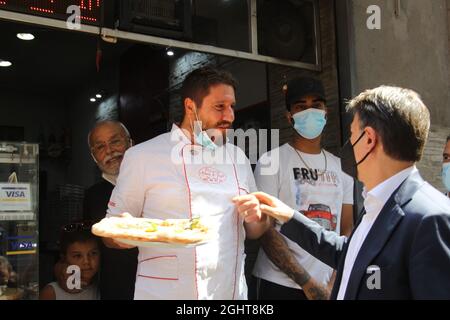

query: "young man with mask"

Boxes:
[443, 135, 450, 198]
[102, 67, 269, 299]
[55, 121, 138, 300]
[236, 86, 450, 299]
[252, 77, 354, 300]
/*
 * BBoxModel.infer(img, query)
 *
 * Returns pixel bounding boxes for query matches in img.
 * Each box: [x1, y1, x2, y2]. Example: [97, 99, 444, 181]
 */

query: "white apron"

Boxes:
[134, 144, 248, 300]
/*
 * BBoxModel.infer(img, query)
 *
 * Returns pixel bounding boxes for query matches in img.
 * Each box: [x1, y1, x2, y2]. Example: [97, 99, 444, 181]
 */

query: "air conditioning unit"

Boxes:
[118, 0, 192, 40]
[258, 0, 317, 63]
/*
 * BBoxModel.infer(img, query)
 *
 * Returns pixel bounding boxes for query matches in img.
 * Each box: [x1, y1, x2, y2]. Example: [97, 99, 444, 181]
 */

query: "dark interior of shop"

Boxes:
[0, 14, 271, 297]
[1, 0, 449, 304]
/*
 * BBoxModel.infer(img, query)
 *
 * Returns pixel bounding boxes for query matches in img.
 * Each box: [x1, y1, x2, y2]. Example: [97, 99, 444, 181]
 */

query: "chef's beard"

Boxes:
[205, 121, 233, 146]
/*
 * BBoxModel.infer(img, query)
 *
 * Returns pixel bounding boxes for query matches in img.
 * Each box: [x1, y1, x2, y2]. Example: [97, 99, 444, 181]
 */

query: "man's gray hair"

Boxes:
[87, 120, 131, 148]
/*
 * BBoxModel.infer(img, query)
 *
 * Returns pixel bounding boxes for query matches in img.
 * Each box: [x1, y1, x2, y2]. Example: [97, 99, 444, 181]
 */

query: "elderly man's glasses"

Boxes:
[91, 137, 128, 155]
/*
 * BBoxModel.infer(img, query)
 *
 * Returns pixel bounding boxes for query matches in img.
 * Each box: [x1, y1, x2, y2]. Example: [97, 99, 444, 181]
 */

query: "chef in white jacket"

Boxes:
[103, 66, 270, 300]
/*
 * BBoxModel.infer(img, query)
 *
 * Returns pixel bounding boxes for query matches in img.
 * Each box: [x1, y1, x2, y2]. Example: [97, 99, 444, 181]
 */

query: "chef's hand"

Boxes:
[102, 237, 136, 249]
[102, 212, 137, 249]
[244, 192, 295, 224]
[232, 194, 264, 223]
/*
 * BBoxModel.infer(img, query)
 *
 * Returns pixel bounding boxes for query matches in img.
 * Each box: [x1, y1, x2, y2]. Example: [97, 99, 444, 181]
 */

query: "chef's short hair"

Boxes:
[87, 120, 131, 148]
[447, 134, 450, 143]
[181, 66, 237, 108]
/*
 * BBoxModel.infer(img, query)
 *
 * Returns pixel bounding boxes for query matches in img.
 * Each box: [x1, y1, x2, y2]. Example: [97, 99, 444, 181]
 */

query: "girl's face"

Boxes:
[64, 240, 100, 286]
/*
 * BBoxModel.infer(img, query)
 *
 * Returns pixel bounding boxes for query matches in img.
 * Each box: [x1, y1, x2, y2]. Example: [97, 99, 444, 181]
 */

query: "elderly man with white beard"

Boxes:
[54, 120, 138, 300]
[87, 121, 133, 186]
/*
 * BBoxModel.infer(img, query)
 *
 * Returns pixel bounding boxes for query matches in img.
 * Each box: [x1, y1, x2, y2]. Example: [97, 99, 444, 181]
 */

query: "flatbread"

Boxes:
[91, 213, 210, 244]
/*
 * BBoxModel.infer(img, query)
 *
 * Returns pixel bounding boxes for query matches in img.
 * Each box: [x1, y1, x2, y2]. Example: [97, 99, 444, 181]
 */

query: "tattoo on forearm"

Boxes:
[261, 227, 311, 286]
[261, 227, 330, 300]
[306, 286, 329, 300]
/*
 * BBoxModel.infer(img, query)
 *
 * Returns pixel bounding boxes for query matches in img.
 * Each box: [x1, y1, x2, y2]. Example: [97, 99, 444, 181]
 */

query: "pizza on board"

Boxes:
[91, 213, 210, 244]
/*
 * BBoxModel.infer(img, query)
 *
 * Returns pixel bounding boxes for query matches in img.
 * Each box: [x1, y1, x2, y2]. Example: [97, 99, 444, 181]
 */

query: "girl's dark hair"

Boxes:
[59, 223, 99, 256]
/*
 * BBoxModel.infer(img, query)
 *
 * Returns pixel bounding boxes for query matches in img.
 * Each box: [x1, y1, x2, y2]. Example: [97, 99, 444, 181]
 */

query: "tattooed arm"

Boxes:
[327, 271, 337, 294]
[260, 227, 331, 300]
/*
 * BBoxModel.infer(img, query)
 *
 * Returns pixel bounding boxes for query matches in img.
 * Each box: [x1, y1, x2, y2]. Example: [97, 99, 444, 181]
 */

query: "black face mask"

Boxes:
[340, 131, 372, 177]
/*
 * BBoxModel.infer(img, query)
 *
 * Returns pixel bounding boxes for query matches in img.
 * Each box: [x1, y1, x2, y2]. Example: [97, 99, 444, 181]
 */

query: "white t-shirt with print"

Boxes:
[252, 143, 354, 288]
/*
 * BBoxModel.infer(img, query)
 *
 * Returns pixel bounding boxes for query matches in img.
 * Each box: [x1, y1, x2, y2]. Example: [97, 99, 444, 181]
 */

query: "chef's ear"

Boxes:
[184, 98, 196, 116]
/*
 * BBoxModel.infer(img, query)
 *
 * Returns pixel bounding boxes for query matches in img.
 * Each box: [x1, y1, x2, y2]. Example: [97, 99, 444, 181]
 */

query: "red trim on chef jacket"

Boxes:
[137, 255, 179, 281]
[230, 158, 242, 300]
[181, 144, 199, 299]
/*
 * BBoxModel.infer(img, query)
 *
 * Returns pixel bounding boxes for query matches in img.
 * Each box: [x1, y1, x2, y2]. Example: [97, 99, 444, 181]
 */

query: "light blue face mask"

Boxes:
[442, 163, 450, 192]
[195, 131, 218, 151]
[292, 108, 327, 140]
[192, 107, 218, 151]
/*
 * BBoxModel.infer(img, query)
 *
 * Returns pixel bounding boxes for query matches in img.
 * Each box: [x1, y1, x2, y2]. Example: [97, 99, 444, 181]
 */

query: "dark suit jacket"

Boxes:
[280, 171, 450, 299]
[84, 180, 138, 300]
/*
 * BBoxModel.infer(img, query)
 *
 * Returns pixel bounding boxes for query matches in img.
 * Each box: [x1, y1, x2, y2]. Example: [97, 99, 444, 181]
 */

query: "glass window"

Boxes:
[117, 0, 250, 52]
[191, 0, 250, 52]
[0, 143, 39, 300]
[257, 0, 318, 64]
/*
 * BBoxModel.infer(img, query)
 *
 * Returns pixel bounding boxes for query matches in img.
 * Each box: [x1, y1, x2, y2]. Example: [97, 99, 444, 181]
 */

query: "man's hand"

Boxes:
[235, 192, 295, 223]
[101, 213, 137, 249]
[232, 194, 264, 223]
[232, 193, 272, 239]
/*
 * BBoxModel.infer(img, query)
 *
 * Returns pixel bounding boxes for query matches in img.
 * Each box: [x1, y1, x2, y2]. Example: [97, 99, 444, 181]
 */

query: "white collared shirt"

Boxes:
[336, 165, 417, 300]
[102, 173, 117, 186]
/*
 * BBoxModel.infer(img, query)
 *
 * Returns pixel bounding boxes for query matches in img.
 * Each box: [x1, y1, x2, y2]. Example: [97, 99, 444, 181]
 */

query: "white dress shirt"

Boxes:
[337, 166, 417, 299]
[102, 173, 117, 186]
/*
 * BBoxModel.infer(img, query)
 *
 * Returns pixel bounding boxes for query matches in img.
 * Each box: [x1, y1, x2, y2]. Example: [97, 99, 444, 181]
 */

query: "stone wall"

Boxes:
[348, 0, 450, 191]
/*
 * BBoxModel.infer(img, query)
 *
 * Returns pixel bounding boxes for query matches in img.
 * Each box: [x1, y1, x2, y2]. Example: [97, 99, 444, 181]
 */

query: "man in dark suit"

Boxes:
[56, 121, 138, 300]
[234, 86, 450, 299]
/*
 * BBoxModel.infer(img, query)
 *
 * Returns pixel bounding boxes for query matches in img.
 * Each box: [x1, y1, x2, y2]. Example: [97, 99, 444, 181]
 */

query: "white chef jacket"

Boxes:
[107, 124, 256, 300]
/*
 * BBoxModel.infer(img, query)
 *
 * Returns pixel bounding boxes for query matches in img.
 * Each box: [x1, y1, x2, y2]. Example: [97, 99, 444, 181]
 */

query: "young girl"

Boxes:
[40, 223, 100, 300]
